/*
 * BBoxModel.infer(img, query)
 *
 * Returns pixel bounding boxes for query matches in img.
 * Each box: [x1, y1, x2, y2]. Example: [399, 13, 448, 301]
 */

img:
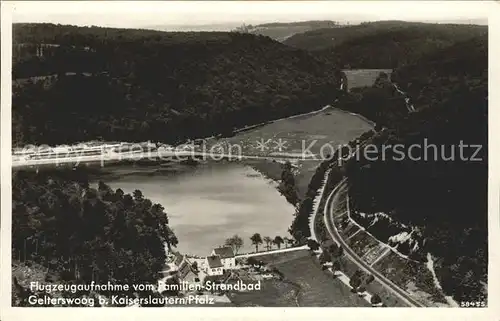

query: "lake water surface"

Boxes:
[100, 163, 295, 256]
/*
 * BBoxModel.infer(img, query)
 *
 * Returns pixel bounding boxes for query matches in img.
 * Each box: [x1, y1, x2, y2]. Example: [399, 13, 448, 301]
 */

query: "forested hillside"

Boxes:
[339, 72, 408, 127]
[238, 20, 340, 42]
[343, 35, 488, 303]
[285, 21, 426, 50]
[12, 169, 177, 306]
[284, 21, 486, 68]
[391, 35, 488, 111]
[12, 23, 342, 146]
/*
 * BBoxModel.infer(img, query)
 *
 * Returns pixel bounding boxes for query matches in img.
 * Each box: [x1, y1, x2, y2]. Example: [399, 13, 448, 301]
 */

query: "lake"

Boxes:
[99, 162, 295, 256]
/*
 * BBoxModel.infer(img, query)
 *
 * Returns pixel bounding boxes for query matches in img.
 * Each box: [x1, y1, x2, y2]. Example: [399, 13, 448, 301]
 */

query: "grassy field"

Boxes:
[347, 229, 381, 258]
[233, 250, 370, 307]
[314, 201, 405, 307]
[244, 159, 286, 182]
[319, 181, 411, 307]
[334, 214, 352, 237]
[343, 69, 393, 91]
[289, 175, 409, 307]
[228, 278, 300, 307]
[206, 107, 373, 198]
[334, 251, 406, 307]
[363, 245, 390, 266]
[204, 107, 372, 157]
[343, 221, 361, 239]
[373, 251, 448, 306]
[329, 197, 449, 307]
[225, 108, 373, 155]
[369, 279, 408, 308]
[329, 191, 444, 306]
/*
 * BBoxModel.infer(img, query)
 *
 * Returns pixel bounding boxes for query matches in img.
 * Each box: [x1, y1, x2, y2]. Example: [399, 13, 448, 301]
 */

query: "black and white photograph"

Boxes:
[1, 0, 498, 317]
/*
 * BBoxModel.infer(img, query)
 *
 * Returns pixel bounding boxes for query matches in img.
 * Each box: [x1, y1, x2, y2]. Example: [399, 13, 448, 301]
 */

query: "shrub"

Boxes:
[371, 294, 382, 305]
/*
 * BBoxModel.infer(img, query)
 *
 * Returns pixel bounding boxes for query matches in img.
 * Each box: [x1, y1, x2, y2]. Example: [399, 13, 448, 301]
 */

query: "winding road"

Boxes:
[323, 178, 425, 307]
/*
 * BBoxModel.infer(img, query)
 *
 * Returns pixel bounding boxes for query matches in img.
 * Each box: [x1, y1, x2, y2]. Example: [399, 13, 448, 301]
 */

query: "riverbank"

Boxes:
[95, 162, 296, 256]
[14, 98, 375, 269]
[207, 106, 374, 200]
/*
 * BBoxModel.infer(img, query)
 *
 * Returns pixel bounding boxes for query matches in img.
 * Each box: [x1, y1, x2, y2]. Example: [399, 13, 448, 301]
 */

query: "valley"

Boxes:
[10, 17, 488, 309]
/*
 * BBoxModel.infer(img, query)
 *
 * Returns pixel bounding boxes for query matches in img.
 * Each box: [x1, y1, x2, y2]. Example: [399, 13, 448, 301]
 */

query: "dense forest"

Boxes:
[340, 72, 409, 127]
[343, 35, 488, 303]
[284, 21, 487, 68]
[288, 144, 352, 243]
[391, 35, 488, 111]
[12, 23, 342, 146]
[12, 169, 177, 306]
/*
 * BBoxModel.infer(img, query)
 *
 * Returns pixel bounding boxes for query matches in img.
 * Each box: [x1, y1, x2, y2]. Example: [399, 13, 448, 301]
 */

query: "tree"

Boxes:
[357, 286, 366, 295]
[163, 277, 180, 297]
[353, 269, 364, 279]
[97, 181, 112, 195]
[263, 236, 272, 251]
[365, 274, 375, 285]
[349, 273, 362, 292]
[246, 257, 258, 266]
[328, 243, 338, 255]
[307, 239, 320, 251]
[279, 161, 299, 206]
[332, 260, 341, 273]
[225, 234, 244, 254]
[333, 245, 344, 258]
[166, 228, 178, 251]
[319, 251, 331, 264]
[250, 233, 263, 252]
[11, 169, 177, 306]
[133, 189, 144, 202]
[371, 294, 382, 305]
[273, 236, 284, 249]
[283, 237, 291, 248]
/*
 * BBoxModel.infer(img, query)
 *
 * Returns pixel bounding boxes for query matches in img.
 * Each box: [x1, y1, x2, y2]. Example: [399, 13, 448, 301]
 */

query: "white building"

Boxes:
[205, 256, 224, 276]
[211, 246, 236, 270]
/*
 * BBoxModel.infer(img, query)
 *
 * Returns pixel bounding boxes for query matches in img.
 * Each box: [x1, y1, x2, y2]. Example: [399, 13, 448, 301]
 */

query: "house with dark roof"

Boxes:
[211, 246, 236, 270]
[178, 258, 199, 284]
[205, 255, 224, 276]
[173, 252, 184, 268]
